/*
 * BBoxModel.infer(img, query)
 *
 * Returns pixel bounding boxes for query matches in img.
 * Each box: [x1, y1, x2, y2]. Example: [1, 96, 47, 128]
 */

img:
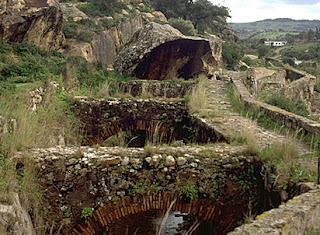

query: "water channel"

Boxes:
[106, 210, 214, 235]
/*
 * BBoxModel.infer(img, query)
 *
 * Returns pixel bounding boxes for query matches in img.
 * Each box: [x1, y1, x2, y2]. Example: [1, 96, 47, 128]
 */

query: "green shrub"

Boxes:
[282, 57, 295, 66]
[77, 31, 93, 43]
[222, 41, 244, 70]
[0, 82, 16, 93]
[100, 18, 115, 29]
[242, 56, 252, 66]
[168, 18, 197, 36]
[0, 39, 11, 54]
[63, 22, 79, 39]
[179, 184, 198, 202]
[81, 207, 93, 219]
[267, 95, 309, 117]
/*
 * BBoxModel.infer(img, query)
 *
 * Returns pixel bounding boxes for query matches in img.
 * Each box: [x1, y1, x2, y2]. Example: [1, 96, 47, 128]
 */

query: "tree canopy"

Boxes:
[150, 0, 230, 34]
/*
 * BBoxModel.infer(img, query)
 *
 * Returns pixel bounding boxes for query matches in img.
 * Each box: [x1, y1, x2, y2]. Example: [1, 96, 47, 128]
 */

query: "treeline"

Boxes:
[286, 27, 320, 42]
[150, 0, 230, 34]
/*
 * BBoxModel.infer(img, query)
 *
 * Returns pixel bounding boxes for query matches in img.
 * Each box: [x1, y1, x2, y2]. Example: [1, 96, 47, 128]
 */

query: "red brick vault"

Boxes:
[71, 192, 231, 235]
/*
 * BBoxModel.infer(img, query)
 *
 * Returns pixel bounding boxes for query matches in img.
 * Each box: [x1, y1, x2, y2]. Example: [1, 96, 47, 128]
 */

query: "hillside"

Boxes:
[229, 18, 320, 31]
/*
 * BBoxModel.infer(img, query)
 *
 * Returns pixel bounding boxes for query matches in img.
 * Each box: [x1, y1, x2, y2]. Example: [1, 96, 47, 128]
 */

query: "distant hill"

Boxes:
[229, 18, 320, 32]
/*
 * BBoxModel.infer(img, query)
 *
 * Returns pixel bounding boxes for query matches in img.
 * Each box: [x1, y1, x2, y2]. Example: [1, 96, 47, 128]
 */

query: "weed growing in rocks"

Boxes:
[179, 183, 198, 202]
[81, 207, 93, 220]
[188, 76, 207, 113]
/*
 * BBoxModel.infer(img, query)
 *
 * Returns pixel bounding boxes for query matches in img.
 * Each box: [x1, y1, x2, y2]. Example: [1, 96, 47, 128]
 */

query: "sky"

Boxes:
[211, 0, 320, 23]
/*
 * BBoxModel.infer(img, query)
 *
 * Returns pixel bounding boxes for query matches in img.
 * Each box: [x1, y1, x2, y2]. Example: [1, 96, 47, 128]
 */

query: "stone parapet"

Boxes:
[232, 78, 320, 137]
[119, 80, 195, 98]
[229, 186, 320, 234]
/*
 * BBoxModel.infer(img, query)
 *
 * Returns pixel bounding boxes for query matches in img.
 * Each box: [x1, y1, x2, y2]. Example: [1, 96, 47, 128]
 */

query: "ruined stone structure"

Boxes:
[114, 22, 222, 80]
[232, 76, 320, 137]
[72, 97, 225, 145]
[119, 80, 195, 98]
[246, 66, 316, 112]
[18, 145, 283, 234]
[231, 186, 320, 235]
[0, 0, 65, 50]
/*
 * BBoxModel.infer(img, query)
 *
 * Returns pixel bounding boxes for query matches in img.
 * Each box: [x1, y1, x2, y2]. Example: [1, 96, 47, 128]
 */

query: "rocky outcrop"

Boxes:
[65, 15, 144, 68]
[114, 22, 222, 80]
[60, 2, 88, 22]
[0, 0, 65, 50]
[0, 193, 35, 235]
[210, 16, 237, 42]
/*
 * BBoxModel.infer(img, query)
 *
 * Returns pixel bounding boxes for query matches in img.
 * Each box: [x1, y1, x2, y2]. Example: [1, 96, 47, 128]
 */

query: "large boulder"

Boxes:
[0, 0, 65, 50]
[114, 22, 222, 80]
[65, 15, 144, 69]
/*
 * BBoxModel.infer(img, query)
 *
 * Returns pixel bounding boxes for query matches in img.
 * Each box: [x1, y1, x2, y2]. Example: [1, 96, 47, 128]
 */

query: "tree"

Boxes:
[307, 29, 315, 41]
[257, 45, 270, 58]
[150, 0, 230, 34]
[222, 41, 244, 70]
[168, 18, 197, 36]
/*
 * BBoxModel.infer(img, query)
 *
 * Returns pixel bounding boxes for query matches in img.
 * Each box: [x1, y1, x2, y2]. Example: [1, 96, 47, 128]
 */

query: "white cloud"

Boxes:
[212, 0, 320, 22]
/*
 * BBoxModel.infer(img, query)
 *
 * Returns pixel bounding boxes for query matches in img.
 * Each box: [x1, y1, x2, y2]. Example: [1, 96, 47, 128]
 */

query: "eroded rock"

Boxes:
[114, 22, 222, 80]
[0, 0, 65, 50]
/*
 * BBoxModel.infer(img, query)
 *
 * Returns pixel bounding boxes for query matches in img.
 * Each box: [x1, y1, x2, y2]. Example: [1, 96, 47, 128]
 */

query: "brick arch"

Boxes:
[70, 192, 221, 235]
[92, 120, 178, 145]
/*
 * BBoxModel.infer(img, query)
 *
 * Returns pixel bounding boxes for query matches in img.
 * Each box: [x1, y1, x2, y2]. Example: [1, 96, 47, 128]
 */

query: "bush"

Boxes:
[267, 94, 309, 117]
[179, 184, 198, 202]
[168, 18, 197, 36]
[282, 57, 295, 66]
[242, 56, 252, 66]
[222, 41, 244, 70]
[63, 22, 79, 39]
[257, 45, 271, 58]
[0, 39, 11, 54]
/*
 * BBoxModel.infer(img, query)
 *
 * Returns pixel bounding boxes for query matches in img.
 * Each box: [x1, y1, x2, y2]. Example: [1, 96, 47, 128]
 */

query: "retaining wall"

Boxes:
[229, 186, 320, 234]
[232, 78, 320, 137]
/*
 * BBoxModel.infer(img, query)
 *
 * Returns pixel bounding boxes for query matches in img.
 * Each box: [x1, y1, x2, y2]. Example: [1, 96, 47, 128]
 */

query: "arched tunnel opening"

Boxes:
[98, 116, 225, 148]
[106, 210, 214, 235]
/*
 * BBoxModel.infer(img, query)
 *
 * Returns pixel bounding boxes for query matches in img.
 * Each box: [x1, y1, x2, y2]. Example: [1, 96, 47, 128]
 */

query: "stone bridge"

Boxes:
[20, 145, 283, 234]
[72, 97, 226, 146]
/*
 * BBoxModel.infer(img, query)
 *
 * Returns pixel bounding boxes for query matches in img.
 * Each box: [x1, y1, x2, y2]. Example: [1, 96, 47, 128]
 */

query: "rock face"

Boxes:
[0, 193, 35, 235]
[65, 15, 144, 68]
[114, 22, 222, 80]
[0, 0, 65, 50]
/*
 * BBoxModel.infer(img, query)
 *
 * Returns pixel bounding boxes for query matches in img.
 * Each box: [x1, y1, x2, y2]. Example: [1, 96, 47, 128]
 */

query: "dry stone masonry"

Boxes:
[72, 97, 226, 145]
[18, 145, 283, 234]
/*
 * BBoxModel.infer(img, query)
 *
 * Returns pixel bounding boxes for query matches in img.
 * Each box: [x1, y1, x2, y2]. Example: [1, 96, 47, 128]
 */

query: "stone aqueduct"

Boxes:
[73, 97, 226, 146]
[27, 145, 279, 235]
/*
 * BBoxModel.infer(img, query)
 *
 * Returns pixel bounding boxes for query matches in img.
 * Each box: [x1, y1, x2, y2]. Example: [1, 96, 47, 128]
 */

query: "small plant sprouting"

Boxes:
[64, 212, 72, 217]
[179, 184, 198, 202]
[81, 207, 93, 220]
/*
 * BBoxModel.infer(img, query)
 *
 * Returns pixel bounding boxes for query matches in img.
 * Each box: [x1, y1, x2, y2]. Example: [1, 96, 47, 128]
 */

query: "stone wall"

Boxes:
[72, 97, 226, 145]
[230, 186, 320, 235]
[17, 145, 282, 234]
[232, 77, 320, 137]
[283, 75, 316, 112]
[119, 80, 195, 98]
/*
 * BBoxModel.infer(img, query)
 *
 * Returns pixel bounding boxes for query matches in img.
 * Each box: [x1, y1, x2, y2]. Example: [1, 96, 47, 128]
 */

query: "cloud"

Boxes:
[279, 0, 320, 5]
[212, 0, 320, 22]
